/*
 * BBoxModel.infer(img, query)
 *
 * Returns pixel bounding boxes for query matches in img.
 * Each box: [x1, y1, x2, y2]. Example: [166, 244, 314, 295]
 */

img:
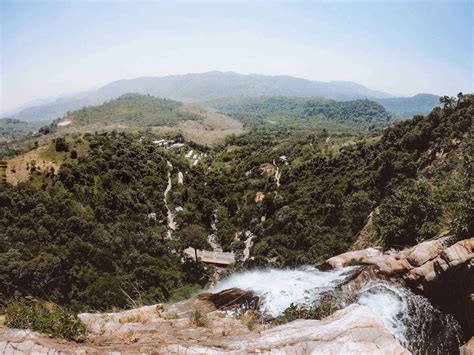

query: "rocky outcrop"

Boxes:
[460, 337, 474, 355]
[0, 304, 409, 354]
[325, 247, 383, 268]
[325, 236, 474, 336]
[219, 304, 409, 354]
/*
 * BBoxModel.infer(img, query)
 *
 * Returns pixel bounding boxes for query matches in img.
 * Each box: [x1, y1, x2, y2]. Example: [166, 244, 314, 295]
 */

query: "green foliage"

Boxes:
[178, 224, 210, 261]
[0, 132, 210, 311]
[55, 93, 201, 129]
[189, 309, 206, 327]
[1, 93, 472, 312]
[374, 180, 441, 246]
[4, 299, 86, 341]
[209, 96, 397, 132]
[169, 284, 202, 302]
[239, 311, 259, 331]
[0, 118, 46, 142]
[55, 137, 69, 152]
[275, 302, 337, 325]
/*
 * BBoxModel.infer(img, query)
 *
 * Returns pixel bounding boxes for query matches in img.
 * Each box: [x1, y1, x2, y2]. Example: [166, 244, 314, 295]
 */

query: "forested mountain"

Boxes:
[208, 96, 398, 131]
[374, 93, 440, 117]
[7, 72, 392, 122]
[52, 94, 201, 129]
[1, 94, 472, 311]
[0, 118, 46, 143]
[0, 94, 244, 157]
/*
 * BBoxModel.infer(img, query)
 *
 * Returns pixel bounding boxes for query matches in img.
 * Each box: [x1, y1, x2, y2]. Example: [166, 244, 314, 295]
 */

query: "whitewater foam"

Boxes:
[211, 267, 463, 354]
[210, 266, 353, 317]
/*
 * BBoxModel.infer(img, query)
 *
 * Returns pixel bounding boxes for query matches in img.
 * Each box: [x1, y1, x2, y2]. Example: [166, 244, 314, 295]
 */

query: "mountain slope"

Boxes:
[8, 71, 393, 122]
[208, 96, 398, 132]
[374, 93, 440, 117]
[0, 118, 46, 143]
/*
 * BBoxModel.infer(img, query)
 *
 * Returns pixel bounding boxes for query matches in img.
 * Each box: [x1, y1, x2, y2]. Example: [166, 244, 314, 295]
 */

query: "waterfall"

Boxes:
[210, 267, 354, 317]
[211, 267, 464, 354]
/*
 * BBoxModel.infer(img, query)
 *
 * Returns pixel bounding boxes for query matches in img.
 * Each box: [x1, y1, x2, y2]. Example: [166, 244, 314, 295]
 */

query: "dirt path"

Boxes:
[163, 161, 177, 239]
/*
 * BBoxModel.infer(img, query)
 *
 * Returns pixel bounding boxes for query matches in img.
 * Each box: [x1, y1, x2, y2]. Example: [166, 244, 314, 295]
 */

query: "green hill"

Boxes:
[208, 96, 398, 132]
[53, 93, 201, 129]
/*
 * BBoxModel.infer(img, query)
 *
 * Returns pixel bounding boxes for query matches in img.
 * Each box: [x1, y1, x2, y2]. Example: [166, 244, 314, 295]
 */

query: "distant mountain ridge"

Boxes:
[373, 93, 440, 117]
[5, 71, 438, 122]
[7, 71, 393, 122]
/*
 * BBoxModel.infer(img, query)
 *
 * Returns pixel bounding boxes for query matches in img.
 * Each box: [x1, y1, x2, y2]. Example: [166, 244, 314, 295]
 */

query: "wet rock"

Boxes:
[325, 247, 382, 268]
[196, 287, 259, 312]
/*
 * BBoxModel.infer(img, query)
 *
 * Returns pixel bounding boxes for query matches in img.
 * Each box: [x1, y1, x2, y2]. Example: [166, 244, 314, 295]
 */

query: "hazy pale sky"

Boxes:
[1, 0, 472, 112]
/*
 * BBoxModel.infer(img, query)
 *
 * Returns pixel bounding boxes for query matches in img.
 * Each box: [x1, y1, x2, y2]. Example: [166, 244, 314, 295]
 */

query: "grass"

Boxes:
[189, 310, 207, 327]
[239, 312, 259, 331]
[3, 298, 86, 341]
[6, 137, 89, 185]
[118, 313, 150, 324]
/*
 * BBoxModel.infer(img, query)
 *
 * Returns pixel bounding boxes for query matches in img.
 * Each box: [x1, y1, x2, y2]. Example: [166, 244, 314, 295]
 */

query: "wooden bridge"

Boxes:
[184, 248, 235, 267]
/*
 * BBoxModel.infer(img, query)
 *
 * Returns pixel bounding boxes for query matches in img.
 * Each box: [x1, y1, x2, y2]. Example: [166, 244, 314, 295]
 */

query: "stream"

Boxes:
[210, 267, 464, 354]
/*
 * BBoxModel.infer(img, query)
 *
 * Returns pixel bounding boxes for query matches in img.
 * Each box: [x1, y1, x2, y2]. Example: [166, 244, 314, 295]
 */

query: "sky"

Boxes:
[0, 0, 472, 113]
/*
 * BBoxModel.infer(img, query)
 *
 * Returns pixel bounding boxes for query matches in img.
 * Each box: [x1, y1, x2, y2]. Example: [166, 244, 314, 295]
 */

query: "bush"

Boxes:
[239, 311, 259, 331]
[275, 302, 337, 325]
[189, 309, 207, 327]
[4, 298, 86, 341]
[55, 137, 69, 152]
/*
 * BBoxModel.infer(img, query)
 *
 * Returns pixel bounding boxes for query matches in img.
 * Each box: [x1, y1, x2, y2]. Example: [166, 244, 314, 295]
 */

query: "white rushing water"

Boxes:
[357, 282, 410, 347]
[211, 267, 463, 354]
[210, 266, 353, 317]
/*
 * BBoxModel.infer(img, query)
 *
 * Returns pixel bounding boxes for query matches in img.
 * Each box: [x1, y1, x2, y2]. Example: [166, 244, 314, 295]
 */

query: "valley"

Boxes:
[0, 92, 472, 354]
[2, 1, 472, 353]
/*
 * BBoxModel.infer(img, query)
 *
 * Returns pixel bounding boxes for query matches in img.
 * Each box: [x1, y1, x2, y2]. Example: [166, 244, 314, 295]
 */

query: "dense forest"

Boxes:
[207, 96, 398, 132]
[53, 93, 202, 129]
[0, 94, 472, 312]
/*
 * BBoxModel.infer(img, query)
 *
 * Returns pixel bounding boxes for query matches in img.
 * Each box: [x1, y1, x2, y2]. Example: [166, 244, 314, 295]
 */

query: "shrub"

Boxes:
[189, 309, 207, 327]
[239, 311, 259, 331]
[55, 137, 69, 152]
[4, 298, 86, 341]
[275, 302, 337, 325]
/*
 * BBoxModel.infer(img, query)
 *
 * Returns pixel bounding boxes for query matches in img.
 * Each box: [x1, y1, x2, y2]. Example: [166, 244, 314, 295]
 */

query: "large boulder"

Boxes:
[325, 247, 382, 268]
